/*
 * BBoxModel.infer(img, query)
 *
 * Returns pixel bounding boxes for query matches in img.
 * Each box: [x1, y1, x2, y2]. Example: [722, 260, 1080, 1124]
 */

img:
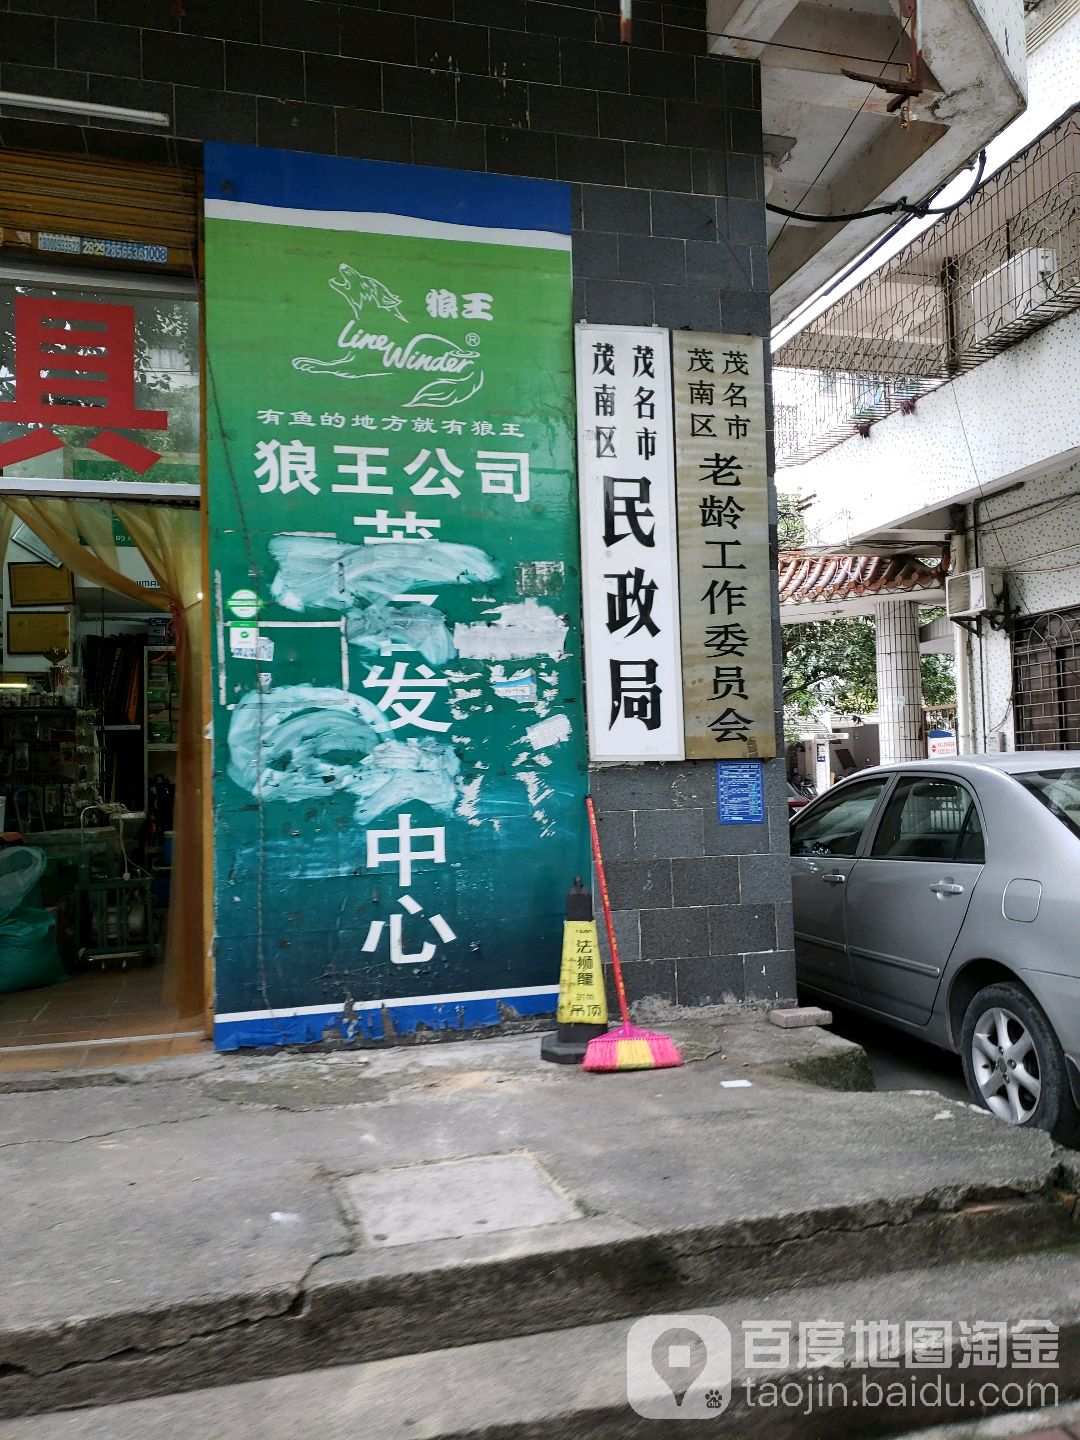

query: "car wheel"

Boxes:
[960, 982, 1080, 1146]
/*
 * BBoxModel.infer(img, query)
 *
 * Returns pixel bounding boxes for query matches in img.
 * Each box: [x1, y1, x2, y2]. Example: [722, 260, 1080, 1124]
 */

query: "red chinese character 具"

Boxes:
[0, 297, 168, 474]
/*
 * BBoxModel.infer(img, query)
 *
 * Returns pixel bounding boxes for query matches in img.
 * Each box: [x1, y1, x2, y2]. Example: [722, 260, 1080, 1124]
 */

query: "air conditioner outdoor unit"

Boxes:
[946, 567, 1003, 620]
[970, 249, 1058, 344]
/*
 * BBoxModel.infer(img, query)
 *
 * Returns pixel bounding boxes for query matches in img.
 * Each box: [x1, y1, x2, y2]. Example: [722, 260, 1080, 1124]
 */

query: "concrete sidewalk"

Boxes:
[899, 1400, 1080, 1437]
[0, 1012, 1077, 1431]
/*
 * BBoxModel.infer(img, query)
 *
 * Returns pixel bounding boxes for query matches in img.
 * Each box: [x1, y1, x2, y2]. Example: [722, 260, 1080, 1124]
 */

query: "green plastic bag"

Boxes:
[0, 847, 46, 921]
[0, 904, 65, 993]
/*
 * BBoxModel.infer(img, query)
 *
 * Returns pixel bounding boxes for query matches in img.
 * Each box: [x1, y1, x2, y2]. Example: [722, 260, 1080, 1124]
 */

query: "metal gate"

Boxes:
[1013, 611, 1080, 750]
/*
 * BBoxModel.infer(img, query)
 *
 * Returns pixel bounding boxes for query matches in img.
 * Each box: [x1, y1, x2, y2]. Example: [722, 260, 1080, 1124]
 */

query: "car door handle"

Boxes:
[822, 872, 846, 886]
[930, 881, 964, 896]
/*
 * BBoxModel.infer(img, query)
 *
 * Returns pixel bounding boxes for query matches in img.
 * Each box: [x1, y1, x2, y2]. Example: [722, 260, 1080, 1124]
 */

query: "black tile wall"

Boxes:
[142, 31, 224, 89]
[417, 19, 491, 74]
[0, 11, 57, 67]
[589, 760, 796, 1007]
[229, 42, 305, 101]
[256, 96, 335, 153]
[173, 86, 257, 146]
[1, 0, 791, 1009]
[529, 84, 599, 139]
[411, 116, 486, 170]
[456, 73, 529, 129]
[0, 0, 761, 191]
[2, 62, 87, 101]
[489, 28, 560, 84]
[485, 125, 557, 178]
[57, 19, 141, 77]
[302, 52, 380, 109]
[341, 10, 418, 64]
[334, 105, 413, 163]
[178, 0, 261, 43]
[262, 0, 338, 53]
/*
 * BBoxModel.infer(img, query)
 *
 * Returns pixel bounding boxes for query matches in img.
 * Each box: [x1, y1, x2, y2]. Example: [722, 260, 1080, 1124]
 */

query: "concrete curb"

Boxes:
[781, 1041, 877, 1092]
[0, 1017, 874, 1096]
[1, 1186, 1075, 1421]
[895, 1397, 1080, 1438]
[6, 1253, 1080, 1439]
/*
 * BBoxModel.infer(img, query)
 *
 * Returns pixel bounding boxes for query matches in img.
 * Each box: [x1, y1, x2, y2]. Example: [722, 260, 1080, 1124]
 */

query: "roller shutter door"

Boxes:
[0, 148, 198, 277]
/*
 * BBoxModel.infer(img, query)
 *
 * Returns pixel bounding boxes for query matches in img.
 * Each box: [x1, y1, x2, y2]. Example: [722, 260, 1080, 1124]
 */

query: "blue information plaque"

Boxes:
[716, 760, 766, 825]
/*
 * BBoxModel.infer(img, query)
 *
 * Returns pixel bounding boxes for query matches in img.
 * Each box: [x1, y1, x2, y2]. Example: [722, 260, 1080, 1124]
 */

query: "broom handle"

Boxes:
[585, 794, 631, 1027]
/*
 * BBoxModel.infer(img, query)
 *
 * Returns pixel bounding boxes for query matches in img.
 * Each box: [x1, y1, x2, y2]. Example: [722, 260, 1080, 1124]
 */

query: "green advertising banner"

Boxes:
[204, 144, 586, 1048]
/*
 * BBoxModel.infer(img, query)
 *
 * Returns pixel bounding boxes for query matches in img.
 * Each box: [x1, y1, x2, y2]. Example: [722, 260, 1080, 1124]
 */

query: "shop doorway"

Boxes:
[0, 500, 205, 1073]
[0, 250, 206, 1073]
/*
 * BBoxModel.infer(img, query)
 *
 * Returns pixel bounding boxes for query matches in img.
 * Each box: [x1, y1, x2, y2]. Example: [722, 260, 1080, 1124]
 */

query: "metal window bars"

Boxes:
[774, 105, 1080, 466]
[1013, 610, 1080, 751]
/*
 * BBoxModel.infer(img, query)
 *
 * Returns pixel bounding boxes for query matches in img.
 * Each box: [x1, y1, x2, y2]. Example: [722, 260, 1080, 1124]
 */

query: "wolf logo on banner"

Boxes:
[292, 263, 485, 407]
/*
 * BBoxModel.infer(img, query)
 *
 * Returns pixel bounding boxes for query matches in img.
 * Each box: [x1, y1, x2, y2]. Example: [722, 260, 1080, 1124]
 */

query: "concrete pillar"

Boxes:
[874, 600, 924, 763]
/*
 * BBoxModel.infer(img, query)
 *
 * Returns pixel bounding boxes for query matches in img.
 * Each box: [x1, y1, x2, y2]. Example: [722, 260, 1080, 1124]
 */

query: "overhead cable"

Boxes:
[767, 148, 987, 225]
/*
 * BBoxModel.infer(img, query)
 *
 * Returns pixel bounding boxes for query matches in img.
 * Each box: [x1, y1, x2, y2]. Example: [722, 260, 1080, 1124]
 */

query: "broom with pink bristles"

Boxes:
[582, 795, 684, 1073]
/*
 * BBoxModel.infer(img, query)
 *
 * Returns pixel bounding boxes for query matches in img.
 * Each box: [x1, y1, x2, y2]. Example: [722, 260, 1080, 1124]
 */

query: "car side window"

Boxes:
[870, 778, 985, 863]
[955, 803, 985, 862]
[790, 779, 889, 858]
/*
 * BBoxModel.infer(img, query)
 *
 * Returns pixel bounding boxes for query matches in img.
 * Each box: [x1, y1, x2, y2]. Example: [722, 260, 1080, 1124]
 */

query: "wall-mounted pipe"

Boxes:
[950, 512, 973, 755]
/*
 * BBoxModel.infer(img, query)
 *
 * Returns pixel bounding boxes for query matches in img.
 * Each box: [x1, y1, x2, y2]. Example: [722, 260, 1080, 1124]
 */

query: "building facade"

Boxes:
[0, 0, 807, 1047]
[777, 0, 1080, 769]
[0, 0, 1034, 1050]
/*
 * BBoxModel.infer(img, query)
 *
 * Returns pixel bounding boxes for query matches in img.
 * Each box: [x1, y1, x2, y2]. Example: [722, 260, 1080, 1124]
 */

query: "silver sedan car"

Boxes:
[790, 753, 1080, 1144]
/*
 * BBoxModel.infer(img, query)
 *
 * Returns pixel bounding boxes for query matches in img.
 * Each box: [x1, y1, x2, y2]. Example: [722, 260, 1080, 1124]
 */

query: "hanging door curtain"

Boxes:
[0, 498, 203, 1019]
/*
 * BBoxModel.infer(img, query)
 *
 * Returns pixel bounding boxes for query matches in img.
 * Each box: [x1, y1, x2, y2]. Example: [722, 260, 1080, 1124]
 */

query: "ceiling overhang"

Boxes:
[708, 0, 1028, 323]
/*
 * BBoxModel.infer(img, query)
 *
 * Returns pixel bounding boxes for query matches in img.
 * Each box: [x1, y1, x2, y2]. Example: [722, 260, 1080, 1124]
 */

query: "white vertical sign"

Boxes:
[575, 323, 684, 762]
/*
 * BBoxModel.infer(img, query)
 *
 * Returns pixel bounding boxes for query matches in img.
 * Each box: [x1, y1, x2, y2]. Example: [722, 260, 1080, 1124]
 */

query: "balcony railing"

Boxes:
[774, 104, 1080, 466]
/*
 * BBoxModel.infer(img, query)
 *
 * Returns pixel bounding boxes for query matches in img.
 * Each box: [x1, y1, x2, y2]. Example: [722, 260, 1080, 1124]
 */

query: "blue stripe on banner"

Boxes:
[204, 142, 571, 237]
[213, 990, 559, 1051]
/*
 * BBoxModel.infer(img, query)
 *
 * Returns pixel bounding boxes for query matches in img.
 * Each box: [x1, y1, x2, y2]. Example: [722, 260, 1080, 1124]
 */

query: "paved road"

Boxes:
[824, 1005, 971, 1104]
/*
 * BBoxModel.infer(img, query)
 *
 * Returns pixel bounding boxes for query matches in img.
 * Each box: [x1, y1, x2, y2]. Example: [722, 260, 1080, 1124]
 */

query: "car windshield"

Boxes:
[1015, 768, 1080, 840]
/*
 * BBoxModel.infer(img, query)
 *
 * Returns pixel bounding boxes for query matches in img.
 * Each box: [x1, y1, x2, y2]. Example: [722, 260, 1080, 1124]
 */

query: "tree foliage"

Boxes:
[777, 489, 956, 721]
[777, 490, 807, 548]
[783, 616, 876, 717]
[782, 613, 956, 719]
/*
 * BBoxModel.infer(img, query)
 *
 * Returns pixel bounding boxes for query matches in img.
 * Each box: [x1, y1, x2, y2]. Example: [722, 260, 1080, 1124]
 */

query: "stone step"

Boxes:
[0, 1183, 1075, 1422]
[6, 1250, 1080, 1440]
[0, 1034, 1073, 1424]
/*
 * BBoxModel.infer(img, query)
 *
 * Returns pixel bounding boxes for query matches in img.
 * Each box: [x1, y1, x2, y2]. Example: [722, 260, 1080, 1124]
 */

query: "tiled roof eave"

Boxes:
[777, 550, 948, 607]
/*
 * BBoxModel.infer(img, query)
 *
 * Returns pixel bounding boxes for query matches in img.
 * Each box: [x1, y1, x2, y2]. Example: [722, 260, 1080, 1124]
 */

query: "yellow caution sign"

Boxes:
[556, 919, 608, 1027]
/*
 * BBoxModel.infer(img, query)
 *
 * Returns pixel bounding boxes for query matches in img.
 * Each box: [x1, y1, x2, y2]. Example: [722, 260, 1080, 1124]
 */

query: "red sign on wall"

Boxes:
[0, 297, 168, 474]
